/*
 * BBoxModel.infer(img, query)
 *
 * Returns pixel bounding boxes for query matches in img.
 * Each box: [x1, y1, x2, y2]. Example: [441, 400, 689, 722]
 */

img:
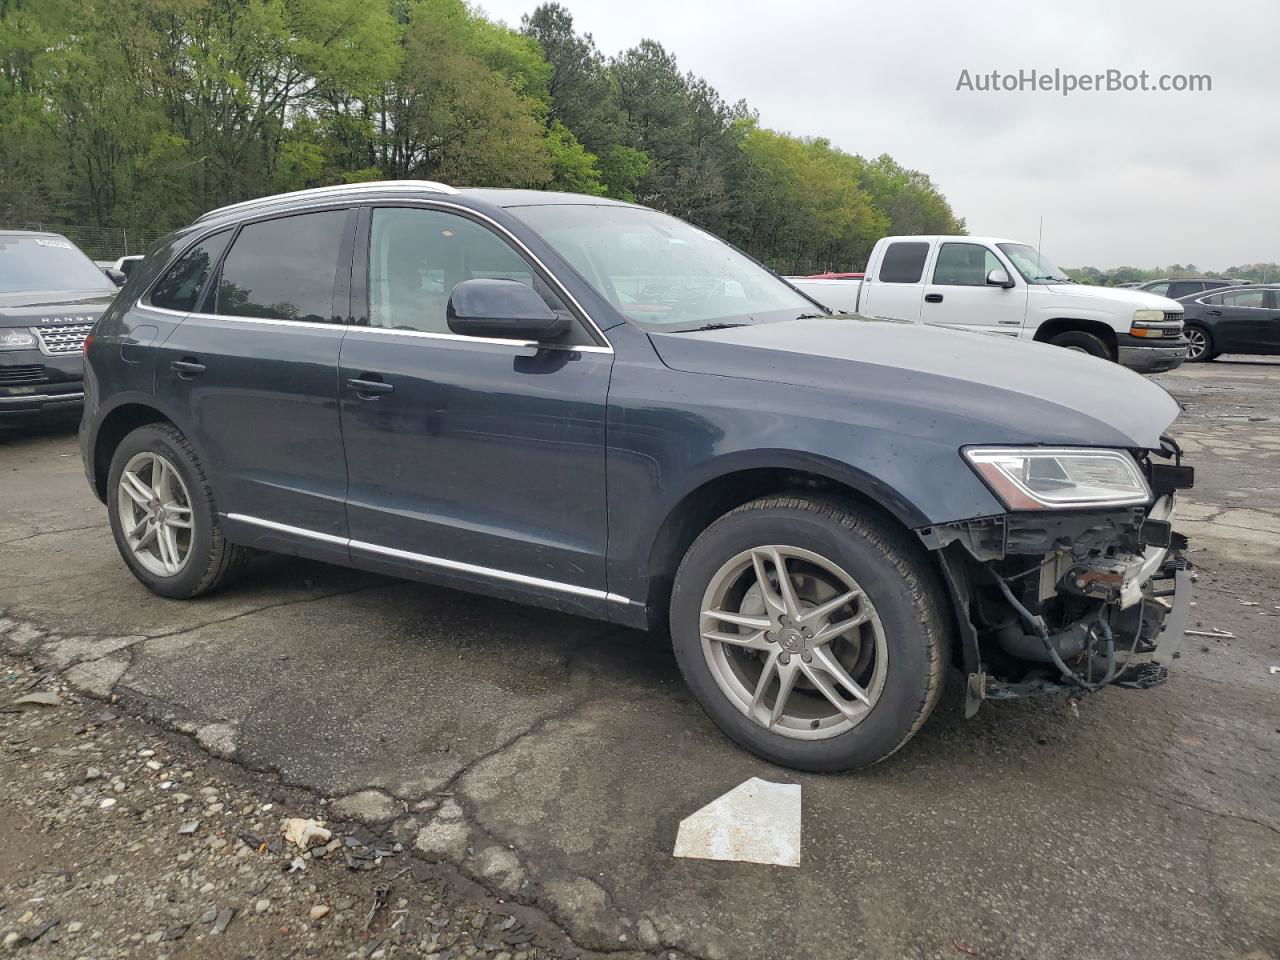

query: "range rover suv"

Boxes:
[80, 181, 1193, 771]
[1, 231, 119, 420]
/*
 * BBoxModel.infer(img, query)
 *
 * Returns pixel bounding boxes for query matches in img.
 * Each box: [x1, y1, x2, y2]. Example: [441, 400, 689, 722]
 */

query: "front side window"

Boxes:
[0, 234, 115, 294]
[1167, 281, 1202, 299]
[510, 204, 815, 331]
[931, 242, 1003, 286]
[214, 210, 347, 323]
[878, 242, 930, 284]
[368, 207, 568, 336]
[1144, 282, 1170, 296]
[996, 243, 1072, 284]
[149, 231, 231, 312]
[1222, 289, 1266, 308]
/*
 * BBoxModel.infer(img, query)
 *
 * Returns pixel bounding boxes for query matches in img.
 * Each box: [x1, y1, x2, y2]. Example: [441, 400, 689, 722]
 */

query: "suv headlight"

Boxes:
[964, 447, 1151, 509]
[0, 330, 37, 351]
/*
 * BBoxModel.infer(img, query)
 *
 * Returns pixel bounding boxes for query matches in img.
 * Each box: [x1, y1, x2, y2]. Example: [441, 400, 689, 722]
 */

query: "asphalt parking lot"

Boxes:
[2, 359, 1278, 960]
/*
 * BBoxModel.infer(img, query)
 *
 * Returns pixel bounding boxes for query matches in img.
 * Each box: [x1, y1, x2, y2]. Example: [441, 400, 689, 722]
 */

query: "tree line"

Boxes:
[1065, 263, 1278, 286]
[0, 0, 964, 274]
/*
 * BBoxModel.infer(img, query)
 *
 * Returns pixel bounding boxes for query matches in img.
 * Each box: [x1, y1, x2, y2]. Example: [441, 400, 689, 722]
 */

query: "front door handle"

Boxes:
[171, 358, 205, 376]
[347, 376, 394, 397]
[924, 293, 944, 303]
[1207, 309, 1223, 316]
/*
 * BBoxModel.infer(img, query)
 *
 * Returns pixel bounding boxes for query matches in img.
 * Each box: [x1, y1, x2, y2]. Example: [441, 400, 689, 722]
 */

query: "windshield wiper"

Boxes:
[679, 322, 749, 332]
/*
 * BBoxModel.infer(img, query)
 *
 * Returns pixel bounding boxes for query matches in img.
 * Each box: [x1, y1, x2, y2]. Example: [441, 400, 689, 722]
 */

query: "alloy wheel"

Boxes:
[1186, 328, 1207, 360]
[117, 451, 194, 577]
[699, 545, 888, 740]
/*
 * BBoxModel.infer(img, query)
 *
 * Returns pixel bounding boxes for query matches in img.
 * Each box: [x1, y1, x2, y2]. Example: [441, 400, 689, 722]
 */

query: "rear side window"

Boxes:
[149, 231, 231, 312]
[1167, 281, 1202, 299]
[214, 211, 347, 323]
[931, 242, 1002, 286]
[1222, 289, 1266, 308]
[878, 242, 929, 283]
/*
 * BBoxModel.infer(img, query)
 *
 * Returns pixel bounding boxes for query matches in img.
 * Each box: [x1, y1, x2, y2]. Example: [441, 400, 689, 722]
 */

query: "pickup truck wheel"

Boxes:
[1185, 324, 1216, 362]
[106, 423, 249, 599]
[670, 496, 948, 771]
[1049, 330, 1113, 360]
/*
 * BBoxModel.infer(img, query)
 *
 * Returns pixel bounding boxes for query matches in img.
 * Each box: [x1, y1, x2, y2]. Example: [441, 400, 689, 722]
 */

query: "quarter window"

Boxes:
[877, 242, 929, 284]
[931, 243, 1003, 286]
[150, 231, 231, 312]
[213, 211, 347, 323]
[368, 207, 568, 336]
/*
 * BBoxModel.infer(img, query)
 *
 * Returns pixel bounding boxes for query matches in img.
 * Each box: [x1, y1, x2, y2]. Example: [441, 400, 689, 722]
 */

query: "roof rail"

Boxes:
[194, 180, 459, 223]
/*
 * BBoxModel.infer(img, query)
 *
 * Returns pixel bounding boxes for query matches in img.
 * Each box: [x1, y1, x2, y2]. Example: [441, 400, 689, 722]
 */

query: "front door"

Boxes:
[921, 241, 1028, 335]
[156, 208, 355, 545]
[338, 204, 612, 611]
[1212, 288, 1280, 353]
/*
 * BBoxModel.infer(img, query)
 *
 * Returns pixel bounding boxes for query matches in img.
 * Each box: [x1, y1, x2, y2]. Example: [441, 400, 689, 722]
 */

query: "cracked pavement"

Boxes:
[2, 358, 1278, 960]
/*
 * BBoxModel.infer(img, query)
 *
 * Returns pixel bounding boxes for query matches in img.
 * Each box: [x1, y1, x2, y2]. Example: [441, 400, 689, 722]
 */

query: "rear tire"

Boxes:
[670, 495, 948, 772]
[107, 423, 249, 599]
[1185, 324, 1216, 362]
[1049, 330, 1113, 361]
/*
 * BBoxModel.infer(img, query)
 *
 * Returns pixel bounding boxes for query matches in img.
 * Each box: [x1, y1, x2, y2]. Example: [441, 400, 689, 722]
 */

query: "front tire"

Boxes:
[107, 423, 248, 599]
[670, 496, 948, 771]
[1049, 330, 1113, 360]
[1185, 324, 1216, 362]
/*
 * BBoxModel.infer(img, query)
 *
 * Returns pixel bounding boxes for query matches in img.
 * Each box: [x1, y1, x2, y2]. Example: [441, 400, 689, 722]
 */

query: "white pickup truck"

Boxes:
[789, 236, 1188, 373]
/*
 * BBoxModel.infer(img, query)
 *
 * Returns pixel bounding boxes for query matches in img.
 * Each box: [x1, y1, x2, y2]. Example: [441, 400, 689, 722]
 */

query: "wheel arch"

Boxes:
[1033, 317, 1118, 354]
[641, 452, 931, 629]
[91, 401, 178, 502]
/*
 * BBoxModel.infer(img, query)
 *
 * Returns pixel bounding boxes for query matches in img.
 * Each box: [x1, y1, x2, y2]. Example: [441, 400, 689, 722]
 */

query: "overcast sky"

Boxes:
[479, 0, 1276, 270]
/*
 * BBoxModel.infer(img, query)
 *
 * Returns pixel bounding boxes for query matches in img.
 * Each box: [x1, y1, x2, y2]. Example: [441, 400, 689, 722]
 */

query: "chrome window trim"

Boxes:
[146, 196, 614, 353]
[139, 303, 612, 353]
[345, 325, 614, 354]
[224, 513, 630, 605]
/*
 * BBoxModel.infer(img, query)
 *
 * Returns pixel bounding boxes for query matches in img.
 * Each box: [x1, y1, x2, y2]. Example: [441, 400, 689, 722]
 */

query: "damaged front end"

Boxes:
[921, 437, 1195, 716]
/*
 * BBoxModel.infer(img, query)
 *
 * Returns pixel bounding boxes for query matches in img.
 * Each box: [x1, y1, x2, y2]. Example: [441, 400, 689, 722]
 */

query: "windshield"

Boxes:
[0, 235, 114, 294]
[511, 204, 819, 330]
[996, 243, 1073, 284]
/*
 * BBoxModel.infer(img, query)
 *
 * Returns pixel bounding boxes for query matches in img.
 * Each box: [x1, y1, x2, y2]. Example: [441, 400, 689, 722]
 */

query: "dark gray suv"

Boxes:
[80, 181, 1194, 771]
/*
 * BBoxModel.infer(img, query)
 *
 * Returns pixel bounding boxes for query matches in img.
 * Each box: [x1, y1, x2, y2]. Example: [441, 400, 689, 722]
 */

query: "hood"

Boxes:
[0, 289, 116, 328]
[1044, 283, 1181, 312]
[650, 315, 1181, 449]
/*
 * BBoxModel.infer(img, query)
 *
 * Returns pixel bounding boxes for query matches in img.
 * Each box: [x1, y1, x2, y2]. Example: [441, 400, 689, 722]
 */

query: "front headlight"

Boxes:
[0, 330, 37, 351]
[964, 447, 1151, 510]
[1133, 308, 1167, 325]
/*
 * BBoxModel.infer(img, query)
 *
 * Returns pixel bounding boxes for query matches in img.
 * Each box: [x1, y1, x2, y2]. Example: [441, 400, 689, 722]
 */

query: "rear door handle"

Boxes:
[171, 358, 205, 376]
[924, 293, 944, 303]
[347, 376, 394, 397]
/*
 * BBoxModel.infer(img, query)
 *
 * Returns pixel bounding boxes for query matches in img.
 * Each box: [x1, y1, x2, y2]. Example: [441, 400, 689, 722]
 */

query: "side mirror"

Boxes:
[104, 267, 127, 287]
[446, 278, 568, 341]
[986, 268, 1014, 289]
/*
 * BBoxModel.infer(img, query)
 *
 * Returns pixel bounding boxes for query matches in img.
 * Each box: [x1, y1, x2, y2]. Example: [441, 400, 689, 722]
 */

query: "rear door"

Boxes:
[1206, 288, 1271, 353]
[155, 208, 355, 551]
[859, 241, 930, 321]
[920, 241, 1027, 335]
[337, 203, 612, 610]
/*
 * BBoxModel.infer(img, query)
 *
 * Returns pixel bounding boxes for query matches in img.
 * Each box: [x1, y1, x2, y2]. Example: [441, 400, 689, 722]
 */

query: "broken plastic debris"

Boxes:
[281, 817, 332, 850]
[1185, 629, 1235, 639]
[672, 777, 801, 867]
[9, 691, 61, 709]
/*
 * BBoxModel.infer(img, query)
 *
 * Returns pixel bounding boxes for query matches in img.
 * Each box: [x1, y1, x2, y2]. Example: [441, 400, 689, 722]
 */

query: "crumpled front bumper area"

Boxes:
[922, 466, 1195, 714]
